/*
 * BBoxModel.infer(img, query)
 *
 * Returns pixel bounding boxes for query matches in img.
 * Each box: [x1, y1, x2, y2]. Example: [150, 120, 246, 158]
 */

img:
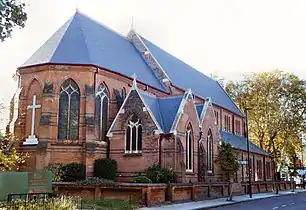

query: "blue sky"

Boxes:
[1, 0, 306, 130]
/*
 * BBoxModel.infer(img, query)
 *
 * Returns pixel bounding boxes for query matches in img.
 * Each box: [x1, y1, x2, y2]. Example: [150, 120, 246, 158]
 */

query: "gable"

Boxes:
[170, 90, 200, 134]
[107, 90, 160, 137]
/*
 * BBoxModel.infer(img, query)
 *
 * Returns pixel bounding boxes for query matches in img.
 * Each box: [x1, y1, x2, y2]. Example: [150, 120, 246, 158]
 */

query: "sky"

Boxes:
[1, 0, 306, 130]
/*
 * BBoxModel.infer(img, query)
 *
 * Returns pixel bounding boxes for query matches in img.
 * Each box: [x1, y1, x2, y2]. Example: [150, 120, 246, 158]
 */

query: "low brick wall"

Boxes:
[53, 181, 294, 207]
[53, 182, 168, 206]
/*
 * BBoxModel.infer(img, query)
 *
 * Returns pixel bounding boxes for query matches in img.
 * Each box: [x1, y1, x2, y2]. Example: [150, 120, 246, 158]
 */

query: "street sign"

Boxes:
[237, 160, 248, 165]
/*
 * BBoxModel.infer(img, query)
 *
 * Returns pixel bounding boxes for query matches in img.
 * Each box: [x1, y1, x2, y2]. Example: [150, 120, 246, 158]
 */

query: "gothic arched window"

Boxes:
[58, 79, 80, 140]
[186, 123, 193, 171]
[126, 114, 142, 153]
[96, 84, 109, 141]
[207, 129, 213, 172]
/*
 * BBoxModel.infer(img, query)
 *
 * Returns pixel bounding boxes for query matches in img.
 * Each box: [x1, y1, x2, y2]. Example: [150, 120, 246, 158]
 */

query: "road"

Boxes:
[209, 192, 306, 210]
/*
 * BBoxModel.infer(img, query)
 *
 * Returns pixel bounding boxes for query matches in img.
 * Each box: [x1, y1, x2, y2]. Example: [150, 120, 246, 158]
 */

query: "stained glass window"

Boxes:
[58, 79, 80, 140]
[207, 129, 213, 171]
[186, 123, 193, 171]
[125, 114, 142, 153]
[95, 84, 109, 141]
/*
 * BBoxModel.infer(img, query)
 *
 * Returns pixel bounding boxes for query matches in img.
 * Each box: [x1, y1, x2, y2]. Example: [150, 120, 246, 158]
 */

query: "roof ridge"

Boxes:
[75, 13, 92, 64]
[139, 35, 208, 79]
[158, 95, 184, 100]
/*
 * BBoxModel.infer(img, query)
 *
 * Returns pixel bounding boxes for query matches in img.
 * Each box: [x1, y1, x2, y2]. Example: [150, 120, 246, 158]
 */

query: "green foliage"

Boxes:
[216, 143, 239, 181]
[76, 177, 117, 186]
[144, 164, 177, 184]
[0, 196, 79, 210]
[94, 158, 118, 180]
[0, 133, 28, 171]
[132, 176, 152, 183]
[62, 162, 85, 182]
[46, 163, 85, 182]
[225, 70, 306, 171]
[83, 198, 137, 210]
[0, 0, 27, 42]
[46, 163, 65, 182]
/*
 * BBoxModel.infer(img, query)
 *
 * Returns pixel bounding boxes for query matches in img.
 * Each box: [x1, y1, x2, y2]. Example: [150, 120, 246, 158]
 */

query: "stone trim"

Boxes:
[106, 78, 163, 137]
[127, 30, 170, 83]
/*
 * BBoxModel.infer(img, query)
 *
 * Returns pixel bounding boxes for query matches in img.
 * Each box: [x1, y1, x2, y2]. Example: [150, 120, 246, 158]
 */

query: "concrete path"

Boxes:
[141, 189, 306, 210]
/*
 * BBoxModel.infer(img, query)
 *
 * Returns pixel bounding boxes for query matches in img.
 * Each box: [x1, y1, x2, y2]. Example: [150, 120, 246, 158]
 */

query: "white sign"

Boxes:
[237, 160, 248, 165]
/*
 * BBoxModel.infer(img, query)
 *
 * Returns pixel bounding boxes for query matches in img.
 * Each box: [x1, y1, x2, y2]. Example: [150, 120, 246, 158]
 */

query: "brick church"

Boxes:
[8, 11, 274, 183]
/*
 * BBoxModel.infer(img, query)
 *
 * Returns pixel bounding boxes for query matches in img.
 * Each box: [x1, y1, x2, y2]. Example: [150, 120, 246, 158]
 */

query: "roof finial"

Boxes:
[131, 16, 134, 31]
[75, 0, 79, 13]
[132, 73, 137, 89]
[187, 88, 192, 95]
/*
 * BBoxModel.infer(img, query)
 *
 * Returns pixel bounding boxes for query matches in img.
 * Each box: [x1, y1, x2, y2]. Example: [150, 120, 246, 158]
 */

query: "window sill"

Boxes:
[51, 140, 84, 146]
[124, 152, 142, 157]
[186, 169, 193, 173]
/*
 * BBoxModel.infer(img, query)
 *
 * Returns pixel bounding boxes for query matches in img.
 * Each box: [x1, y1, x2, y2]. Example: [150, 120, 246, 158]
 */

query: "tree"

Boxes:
[0, 103, 28, 171]
[0, 133, 28, 171]
[225, 70, 306, 171]
[0, 0, 27, 42]
[210, 73, 225, 88]
[216, 142, 239, 201]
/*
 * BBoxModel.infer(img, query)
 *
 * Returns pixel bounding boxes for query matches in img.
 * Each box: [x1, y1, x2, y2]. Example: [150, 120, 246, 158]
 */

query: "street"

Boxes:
[209, 192, 306, 210]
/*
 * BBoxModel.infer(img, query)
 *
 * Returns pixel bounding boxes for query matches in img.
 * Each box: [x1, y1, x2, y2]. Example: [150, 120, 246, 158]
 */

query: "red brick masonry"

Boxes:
[53, 181, 294, 207]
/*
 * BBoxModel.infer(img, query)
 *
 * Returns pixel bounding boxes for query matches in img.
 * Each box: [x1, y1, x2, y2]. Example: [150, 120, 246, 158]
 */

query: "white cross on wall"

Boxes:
[23, 95, 41, 145]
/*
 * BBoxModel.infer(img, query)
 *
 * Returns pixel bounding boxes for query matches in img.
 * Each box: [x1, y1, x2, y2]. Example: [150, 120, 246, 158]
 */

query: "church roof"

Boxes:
[220, 130, 270, 156]
[139, 36, 243, 116]
[21, 12, 166, 92]
[21, 11, 242, 116]
[140, 92, 183, 133]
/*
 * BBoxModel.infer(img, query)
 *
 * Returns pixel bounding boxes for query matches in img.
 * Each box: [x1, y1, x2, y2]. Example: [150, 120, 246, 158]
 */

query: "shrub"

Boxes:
[46, 163, 65, 182]
[76, 177, 117, 186]
[0, 196, 78, 210]
[94, 158, 117, 180]
[144, 164, 177, 184]
[62, 162, 86, 182]
[132, 176, 152, 183]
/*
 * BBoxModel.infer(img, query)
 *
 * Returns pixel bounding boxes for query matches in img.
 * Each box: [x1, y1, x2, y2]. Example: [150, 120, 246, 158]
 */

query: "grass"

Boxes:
[83, 198, 138, 210]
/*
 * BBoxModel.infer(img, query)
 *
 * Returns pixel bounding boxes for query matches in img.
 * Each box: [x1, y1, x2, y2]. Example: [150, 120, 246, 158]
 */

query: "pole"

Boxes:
[245, 108, 252, 198]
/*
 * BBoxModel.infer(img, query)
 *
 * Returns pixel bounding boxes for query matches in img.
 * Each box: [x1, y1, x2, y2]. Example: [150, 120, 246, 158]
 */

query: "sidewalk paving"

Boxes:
[141, 189, 306, 210]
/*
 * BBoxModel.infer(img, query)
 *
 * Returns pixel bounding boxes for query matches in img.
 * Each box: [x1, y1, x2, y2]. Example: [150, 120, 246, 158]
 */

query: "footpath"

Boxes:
[141, 189, 306, 210]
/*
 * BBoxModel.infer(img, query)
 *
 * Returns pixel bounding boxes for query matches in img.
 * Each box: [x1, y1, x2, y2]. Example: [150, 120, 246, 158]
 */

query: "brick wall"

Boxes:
[54, 181, 294, 207]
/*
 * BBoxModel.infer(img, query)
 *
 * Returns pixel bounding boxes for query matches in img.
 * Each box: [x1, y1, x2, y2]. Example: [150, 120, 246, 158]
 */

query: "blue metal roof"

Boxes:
[21, 12, 166, 92]
[140, 92, 183, 133]
[220, 130, 270, 156]
[22, 11, 243, 116]
[140, 36, 243, 116]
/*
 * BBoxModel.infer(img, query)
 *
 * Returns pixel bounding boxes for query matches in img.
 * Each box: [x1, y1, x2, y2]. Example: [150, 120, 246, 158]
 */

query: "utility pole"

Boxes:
[245, 107, 252, 198]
